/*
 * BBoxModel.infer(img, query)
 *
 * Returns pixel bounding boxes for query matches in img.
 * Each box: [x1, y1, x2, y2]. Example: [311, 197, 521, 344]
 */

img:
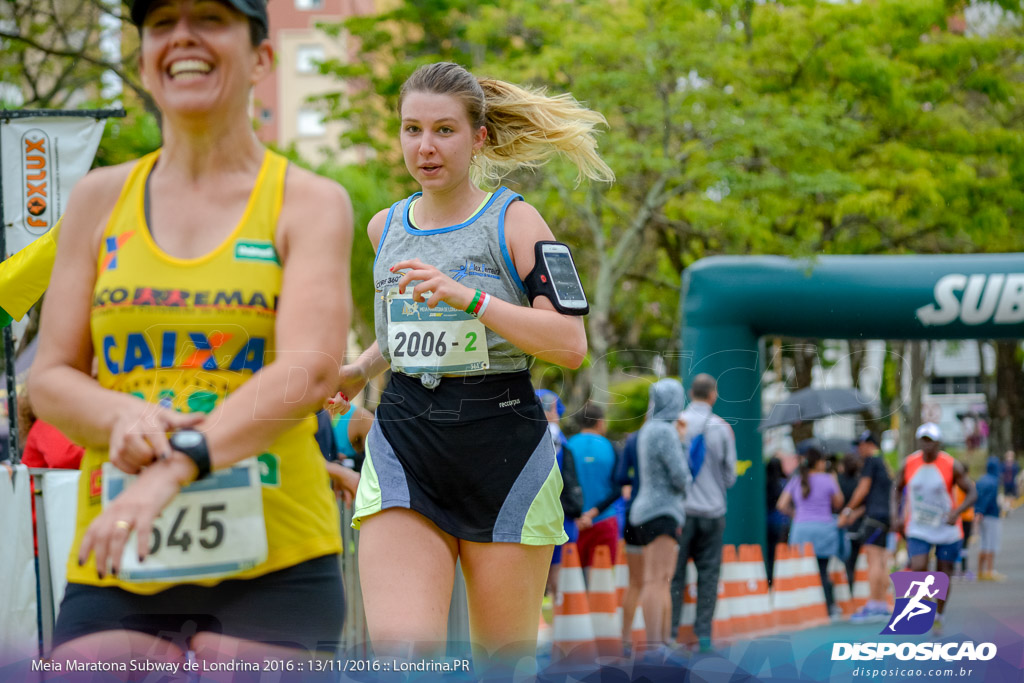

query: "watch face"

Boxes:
[173, 430, 203, 449]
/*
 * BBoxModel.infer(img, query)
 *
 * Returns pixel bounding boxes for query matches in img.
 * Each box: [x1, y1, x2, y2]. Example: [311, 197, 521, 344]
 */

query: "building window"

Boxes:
[295, 0, 323, 9]
[260, 108, 273, 122]
[296, 44, 325, 74]
[297, 108, 326, 136]
[929, 375, 983, 395]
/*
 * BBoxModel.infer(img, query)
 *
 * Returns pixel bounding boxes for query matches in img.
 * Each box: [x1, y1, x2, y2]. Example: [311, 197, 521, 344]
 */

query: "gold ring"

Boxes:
[115, 520, 132, 532]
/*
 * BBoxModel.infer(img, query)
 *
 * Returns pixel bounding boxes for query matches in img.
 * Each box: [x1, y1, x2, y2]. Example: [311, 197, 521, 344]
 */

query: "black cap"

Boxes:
[130, 0, 269, 34]
[854, 430, 879, 447]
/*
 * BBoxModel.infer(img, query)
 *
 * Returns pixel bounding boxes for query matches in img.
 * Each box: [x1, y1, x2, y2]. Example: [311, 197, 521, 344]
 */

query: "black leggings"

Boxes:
[816, 557, 835, 614]
[54, 554, 344, 653]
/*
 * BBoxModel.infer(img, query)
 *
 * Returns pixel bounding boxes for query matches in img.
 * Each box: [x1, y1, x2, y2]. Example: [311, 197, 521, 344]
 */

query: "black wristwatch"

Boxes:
[169, 429, 211, 480]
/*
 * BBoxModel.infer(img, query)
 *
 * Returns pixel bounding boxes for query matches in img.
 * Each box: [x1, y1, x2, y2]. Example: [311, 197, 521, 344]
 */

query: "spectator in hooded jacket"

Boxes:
[630, 379, 691, 649]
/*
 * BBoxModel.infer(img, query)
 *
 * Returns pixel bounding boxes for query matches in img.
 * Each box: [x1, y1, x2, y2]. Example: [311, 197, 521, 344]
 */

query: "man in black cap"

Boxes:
[841, 430, 893, 623]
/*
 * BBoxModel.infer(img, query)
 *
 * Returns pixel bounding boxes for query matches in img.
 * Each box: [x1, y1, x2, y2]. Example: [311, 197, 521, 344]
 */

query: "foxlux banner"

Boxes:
[1, 116, 105, 257]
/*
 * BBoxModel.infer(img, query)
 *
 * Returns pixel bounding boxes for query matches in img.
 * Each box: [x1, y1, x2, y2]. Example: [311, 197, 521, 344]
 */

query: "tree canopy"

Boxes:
[321, 0, 1024, 397]
[4, 0, 1022, 418]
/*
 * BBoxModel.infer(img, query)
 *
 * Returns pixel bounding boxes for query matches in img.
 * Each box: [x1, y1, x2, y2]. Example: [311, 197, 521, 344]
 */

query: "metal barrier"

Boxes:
[29, 469, 471, 657]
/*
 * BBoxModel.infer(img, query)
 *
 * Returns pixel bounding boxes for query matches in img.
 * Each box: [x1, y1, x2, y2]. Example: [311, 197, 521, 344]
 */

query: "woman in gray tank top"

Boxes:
[326, 62, 613, 669]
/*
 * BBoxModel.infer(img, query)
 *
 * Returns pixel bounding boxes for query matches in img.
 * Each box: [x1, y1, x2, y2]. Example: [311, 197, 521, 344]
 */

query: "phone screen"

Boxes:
[544, 251, 586, 304]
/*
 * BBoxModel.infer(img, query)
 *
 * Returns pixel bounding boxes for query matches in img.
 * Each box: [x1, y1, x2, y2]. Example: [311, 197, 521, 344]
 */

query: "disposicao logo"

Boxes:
[884, 571, 948, 635]
[831, 571, 997, 663]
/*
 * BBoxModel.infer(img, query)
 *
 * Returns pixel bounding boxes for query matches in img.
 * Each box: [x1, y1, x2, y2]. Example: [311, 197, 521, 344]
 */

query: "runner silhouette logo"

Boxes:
[883, 571, 949, 635]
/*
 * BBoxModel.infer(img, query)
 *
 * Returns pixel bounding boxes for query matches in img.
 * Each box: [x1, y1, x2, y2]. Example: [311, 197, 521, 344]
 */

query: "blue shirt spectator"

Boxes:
[1002, 451, 1019, 497]
[976, 456, 1002, 518]
[569, 431, 619, 524]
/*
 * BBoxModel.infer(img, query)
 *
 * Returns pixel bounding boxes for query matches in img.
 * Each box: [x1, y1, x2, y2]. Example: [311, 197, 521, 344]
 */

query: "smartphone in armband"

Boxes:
[525, 241, 589, 315]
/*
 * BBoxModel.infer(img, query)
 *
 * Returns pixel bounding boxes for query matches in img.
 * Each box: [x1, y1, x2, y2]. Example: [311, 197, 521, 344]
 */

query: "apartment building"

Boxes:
[254, 0, 374, 164]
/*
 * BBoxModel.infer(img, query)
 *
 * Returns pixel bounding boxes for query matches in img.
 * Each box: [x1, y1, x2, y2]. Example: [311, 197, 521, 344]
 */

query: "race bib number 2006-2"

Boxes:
[386, 290, 489, 374]
[102, 459, 267, 582]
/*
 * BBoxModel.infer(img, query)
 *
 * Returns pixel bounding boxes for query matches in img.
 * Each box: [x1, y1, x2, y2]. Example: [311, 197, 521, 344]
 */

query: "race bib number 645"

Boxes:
[101, 459, 267, 582]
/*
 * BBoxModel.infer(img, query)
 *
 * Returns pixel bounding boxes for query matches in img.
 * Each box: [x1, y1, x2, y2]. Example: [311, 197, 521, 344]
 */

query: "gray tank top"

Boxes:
[373, 187, 531, 377]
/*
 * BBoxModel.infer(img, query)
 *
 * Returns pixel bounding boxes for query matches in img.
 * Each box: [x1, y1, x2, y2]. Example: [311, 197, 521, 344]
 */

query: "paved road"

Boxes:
[538, 511, 1024, 681]
[707, 508, 1024, 680]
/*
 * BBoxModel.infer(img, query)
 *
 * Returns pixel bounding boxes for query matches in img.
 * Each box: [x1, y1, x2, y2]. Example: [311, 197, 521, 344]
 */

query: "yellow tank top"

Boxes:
[67, 149, 341, 594]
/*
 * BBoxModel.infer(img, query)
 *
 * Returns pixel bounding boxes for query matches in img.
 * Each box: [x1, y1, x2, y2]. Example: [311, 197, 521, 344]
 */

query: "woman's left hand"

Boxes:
[78, 458, 193, 578]
[391, 259, 476, 310]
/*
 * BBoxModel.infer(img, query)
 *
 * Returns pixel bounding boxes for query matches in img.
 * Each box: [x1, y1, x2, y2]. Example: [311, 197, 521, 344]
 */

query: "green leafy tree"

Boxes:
[317, 0, 499, 170]
[0, 0, 156, 115]
[323, 0, 1024, 407]
[274, 145, 395, 345]
[463, 0, 1024, 398]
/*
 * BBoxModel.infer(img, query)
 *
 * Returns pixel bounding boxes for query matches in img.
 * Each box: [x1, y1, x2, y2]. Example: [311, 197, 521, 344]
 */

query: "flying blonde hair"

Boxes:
[398, 62, 615, 185]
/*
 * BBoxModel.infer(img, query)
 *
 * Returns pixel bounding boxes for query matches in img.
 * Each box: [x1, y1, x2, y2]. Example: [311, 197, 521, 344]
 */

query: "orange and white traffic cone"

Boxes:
[738, 543, 775, 637]
[772, 543, 826, 631]
[587, 545, 622, 657]
[829, 556, 854, 617]
[797, 542, 830, 628]
[770, 543, 798, 630]
[614, 538, 628, 610]
[850, 548, 870, 612]
[552, 543, 598, 663]
[711, 545, 738, 642]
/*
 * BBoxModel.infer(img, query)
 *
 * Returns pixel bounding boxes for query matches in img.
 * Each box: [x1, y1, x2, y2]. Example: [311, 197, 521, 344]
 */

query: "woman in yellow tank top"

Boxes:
[28, 0, 353, 668]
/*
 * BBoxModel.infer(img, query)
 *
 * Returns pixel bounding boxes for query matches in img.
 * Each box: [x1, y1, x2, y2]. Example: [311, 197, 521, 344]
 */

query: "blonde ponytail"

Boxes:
[476, 78, 614, 185]
[399, 62, 614, 185]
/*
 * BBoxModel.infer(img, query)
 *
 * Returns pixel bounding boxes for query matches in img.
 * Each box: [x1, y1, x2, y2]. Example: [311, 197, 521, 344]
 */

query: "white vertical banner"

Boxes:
[42, 470, 81, 623]
[0, 464, 38, 659]
[1, 116, 106, 258]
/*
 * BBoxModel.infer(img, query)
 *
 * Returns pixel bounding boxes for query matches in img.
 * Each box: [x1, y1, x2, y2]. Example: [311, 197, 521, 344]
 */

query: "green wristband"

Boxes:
[466, 289, 481, 314]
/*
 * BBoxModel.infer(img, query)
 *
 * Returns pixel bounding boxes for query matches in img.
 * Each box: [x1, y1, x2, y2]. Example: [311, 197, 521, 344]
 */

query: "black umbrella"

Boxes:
[759, 387, 877, 432]
[820, 436, 858, 456]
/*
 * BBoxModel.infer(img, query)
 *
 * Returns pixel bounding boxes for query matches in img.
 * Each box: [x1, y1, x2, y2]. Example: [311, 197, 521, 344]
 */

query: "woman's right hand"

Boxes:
[79, 454, 196, 577]
[325, 363, 369, 417]
[109, 402, 204, 474]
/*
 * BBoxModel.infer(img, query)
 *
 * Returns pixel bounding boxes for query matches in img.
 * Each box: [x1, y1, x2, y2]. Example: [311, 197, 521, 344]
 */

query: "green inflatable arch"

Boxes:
[679, 253, 1024, 547]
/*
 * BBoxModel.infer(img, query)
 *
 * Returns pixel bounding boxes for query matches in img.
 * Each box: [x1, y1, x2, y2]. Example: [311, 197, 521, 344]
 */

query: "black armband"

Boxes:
[523, 241, 589, 315]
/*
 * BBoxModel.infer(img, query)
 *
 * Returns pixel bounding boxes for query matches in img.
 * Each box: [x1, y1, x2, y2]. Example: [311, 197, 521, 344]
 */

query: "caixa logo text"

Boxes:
[22, 128, 52, 235]
[831, 642, 997, 662]
[916, 273, 1024, 326]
